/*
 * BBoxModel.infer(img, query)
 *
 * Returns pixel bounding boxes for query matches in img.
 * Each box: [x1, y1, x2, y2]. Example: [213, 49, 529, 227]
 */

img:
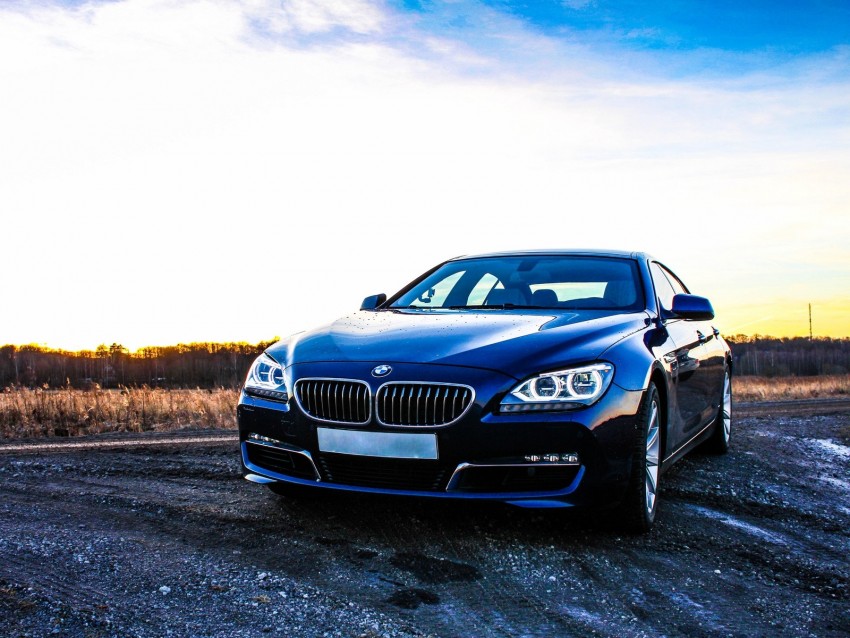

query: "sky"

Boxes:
[0, 0, 848, 351]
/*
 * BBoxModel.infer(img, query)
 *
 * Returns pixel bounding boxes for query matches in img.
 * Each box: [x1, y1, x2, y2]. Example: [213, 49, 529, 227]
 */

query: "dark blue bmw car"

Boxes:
[237, 250, 732, 532]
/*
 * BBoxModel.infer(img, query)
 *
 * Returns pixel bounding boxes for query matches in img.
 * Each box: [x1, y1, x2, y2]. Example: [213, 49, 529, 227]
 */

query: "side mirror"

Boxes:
[360, 293, 387, 310]
[671, 294, 714, 321]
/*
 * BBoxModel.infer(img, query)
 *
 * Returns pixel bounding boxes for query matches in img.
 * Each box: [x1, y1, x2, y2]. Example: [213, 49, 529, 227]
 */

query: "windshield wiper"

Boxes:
[446, 304, 559, 310]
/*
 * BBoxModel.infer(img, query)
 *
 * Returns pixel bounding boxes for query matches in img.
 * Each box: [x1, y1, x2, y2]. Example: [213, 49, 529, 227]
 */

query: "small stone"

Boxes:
[159, 586, 171, 594]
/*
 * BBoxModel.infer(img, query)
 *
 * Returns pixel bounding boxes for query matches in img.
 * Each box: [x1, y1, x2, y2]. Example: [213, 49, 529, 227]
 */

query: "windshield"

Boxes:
[390, 256, 644, 311]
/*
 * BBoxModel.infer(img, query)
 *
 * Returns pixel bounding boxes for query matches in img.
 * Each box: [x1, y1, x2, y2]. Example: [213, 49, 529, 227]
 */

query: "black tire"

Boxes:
[621, 383, 662, 534]
[700, 369, 732, 455]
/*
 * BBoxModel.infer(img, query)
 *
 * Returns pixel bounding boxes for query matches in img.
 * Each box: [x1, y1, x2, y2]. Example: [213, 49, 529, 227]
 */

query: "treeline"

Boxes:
[1, 335, 848, 389]
[726, 336, 850, 377]
[0, 340, 278, 389]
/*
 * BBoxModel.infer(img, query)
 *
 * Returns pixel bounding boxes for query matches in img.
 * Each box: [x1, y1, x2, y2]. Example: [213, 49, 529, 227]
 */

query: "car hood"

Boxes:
[267, 309, 649, 380]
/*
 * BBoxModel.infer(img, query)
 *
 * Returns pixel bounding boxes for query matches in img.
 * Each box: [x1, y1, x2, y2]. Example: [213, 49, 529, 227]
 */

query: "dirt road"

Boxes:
[1, 401, 848, 637]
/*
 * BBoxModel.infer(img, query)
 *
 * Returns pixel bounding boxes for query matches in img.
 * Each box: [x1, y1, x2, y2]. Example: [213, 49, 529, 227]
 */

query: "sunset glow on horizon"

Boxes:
[1, 0, 848, 352]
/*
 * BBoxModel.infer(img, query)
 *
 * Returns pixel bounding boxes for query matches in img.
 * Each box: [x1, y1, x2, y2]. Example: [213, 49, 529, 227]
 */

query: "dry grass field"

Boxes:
[0, 386, 238, 439]
[733, 374, 850, 402]
[1, 375, 849, 439]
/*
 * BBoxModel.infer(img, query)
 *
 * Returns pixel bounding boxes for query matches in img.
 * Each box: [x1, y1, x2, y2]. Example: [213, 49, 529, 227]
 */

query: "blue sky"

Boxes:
[394, 0, 850, 52]
[1, 0, 848, 347]
[382, 0, 850, 83]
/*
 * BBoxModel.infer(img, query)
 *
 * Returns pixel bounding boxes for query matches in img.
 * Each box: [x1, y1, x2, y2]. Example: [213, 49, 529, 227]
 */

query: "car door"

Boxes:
[660, 263, 726, 425]
[650, 263, 715, 452]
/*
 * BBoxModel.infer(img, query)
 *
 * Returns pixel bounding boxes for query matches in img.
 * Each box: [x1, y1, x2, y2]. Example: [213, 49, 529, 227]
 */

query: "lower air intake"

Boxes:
[318, 454, 447, 491]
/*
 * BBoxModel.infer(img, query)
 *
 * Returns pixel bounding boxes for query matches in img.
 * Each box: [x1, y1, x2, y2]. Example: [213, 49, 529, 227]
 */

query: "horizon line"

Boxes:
[2, 332, 849, 356]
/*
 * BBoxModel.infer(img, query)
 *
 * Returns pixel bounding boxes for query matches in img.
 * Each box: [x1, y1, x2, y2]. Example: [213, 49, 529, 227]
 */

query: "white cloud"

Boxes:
[244, 0, 384, 35]
[0, 0, 848, 348]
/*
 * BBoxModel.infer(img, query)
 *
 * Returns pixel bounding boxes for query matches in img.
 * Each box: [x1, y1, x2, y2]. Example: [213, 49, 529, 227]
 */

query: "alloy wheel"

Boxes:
[645, 399, 660, 514]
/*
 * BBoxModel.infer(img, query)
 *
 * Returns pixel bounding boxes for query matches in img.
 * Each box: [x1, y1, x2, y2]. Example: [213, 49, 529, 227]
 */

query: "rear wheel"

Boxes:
[701, 369, 731, 454]
[622, 383, 661, 533]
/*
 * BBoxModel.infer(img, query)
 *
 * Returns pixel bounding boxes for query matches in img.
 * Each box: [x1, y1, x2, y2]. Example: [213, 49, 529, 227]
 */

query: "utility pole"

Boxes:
[809, 303, 813, 341]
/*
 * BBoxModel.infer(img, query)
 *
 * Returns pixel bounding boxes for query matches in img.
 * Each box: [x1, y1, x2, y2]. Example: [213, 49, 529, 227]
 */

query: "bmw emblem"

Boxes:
[372, 365, 392, 377]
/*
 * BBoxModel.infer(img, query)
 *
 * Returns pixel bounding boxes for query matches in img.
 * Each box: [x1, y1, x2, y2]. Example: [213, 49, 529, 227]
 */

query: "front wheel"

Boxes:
[621, 383, 662, 534]
[701, 369, 731, 454]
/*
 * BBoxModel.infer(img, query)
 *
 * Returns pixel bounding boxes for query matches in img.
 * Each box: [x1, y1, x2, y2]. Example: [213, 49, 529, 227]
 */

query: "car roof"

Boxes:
[447, 249, 653, 261]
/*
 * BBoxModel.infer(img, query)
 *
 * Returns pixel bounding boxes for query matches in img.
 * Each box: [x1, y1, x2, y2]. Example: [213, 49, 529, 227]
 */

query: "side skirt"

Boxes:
[660, 419, 716, 473]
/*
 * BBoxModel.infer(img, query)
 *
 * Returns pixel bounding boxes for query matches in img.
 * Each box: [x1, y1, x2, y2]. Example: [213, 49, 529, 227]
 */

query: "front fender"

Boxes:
[600, 328, 664, 392]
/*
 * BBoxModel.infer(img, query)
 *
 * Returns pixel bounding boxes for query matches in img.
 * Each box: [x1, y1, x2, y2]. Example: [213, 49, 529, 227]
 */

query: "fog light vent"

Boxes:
[248, 432, 283, 445]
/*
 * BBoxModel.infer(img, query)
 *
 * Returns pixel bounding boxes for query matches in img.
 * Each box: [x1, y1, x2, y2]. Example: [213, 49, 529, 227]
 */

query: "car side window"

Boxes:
[650, 263, 677, 311]
[658, 264, 688, 295]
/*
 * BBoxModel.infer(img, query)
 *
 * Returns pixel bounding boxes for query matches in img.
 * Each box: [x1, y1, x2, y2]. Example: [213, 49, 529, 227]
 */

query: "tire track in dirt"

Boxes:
[0, 432, 236, 454]
[0, 548, 117, 612]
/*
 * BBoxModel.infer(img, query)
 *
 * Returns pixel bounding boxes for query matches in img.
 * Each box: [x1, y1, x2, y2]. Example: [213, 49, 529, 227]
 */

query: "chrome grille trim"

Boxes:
[294, 378, 371, 425]
[376, 382, 475, 427]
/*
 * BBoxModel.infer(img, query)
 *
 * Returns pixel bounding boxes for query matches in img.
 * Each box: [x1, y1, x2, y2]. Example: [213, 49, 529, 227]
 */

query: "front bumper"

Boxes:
[237, 362, 644, 508]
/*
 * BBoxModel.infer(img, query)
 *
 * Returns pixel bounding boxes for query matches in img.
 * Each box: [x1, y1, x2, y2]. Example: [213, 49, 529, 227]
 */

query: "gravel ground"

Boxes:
[0, 400, 848, 637]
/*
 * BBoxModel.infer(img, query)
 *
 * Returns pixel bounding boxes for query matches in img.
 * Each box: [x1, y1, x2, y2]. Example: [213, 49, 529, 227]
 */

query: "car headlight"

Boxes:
[500, 363, 614, 412]
[244, 353, 288, 402]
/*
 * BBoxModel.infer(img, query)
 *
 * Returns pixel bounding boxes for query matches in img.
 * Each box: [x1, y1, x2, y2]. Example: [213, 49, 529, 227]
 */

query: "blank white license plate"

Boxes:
[317, 428, 438, 460]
